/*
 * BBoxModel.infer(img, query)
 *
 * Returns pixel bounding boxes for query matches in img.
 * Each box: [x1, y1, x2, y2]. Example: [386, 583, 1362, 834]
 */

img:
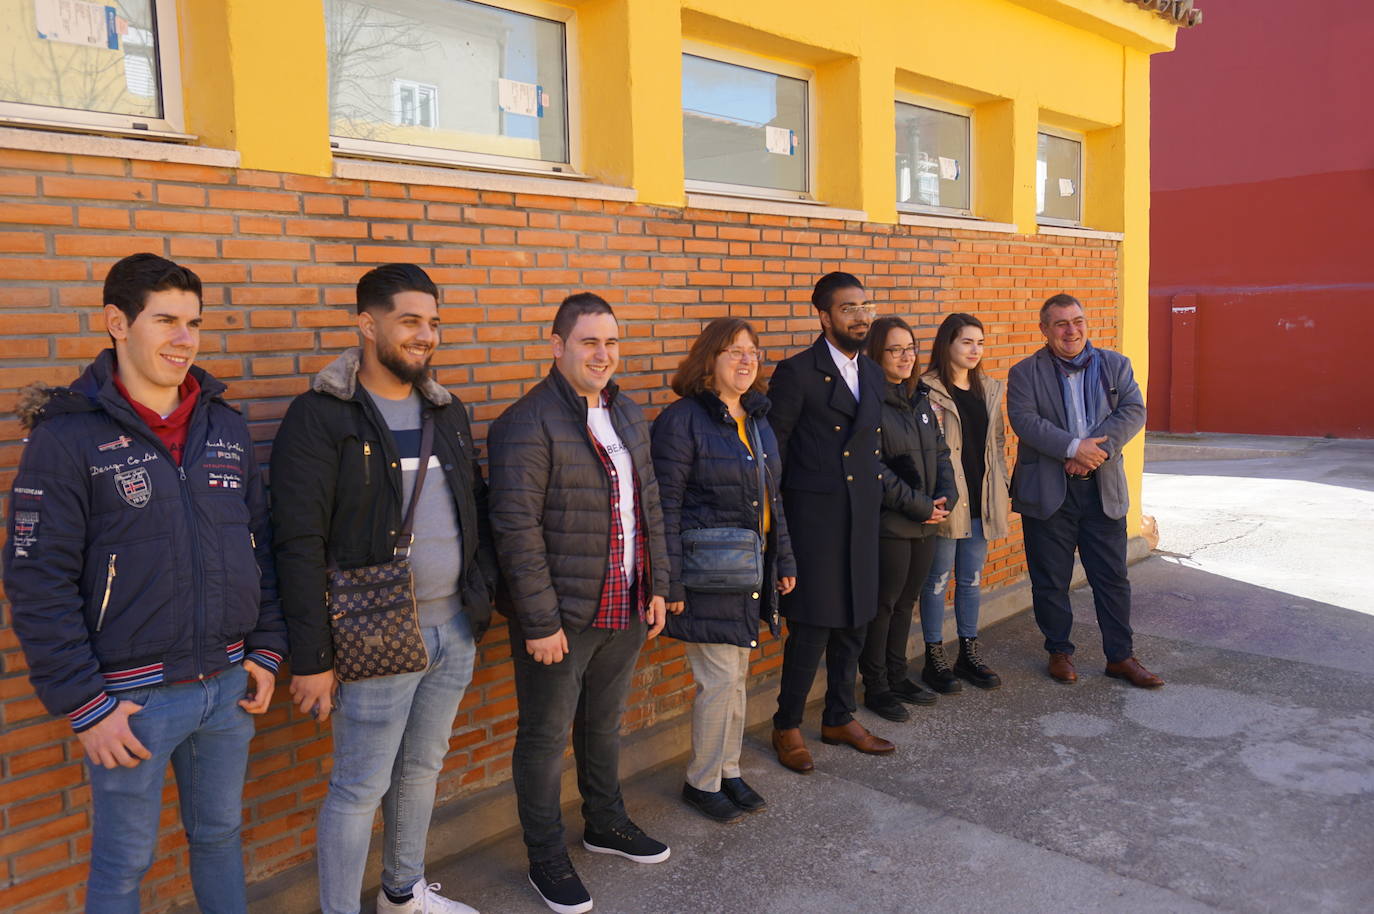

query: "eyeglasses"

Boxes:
[837, 303, 877, 318]
[884, 345, 918, 358]
[721, 348, 763, 364]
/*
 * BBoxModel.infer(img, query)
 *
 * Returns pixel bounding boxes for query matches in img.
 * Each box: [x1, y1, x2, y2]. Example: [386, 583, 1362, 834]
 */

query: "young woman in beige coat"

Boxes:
[918, 313, 1012, 693]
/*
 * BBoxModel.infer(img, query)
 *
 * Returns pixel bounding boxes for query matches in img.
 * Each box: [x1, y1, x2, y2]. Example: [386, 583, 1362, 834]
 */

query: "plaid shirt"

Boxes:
[588, 419, 647, 630]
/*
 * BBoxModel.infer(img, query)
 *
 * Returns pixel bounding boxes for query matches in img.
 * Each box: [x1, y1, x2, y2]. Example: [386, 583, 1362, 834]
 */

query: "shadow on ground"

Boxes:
[410, 558, 1374, 914]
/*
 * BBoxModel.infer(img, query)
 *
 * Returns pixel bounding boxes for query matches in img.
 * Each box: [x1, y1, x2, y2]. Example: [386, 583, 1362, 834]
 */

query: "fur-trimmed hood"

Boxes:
[312, 347, 452, 406]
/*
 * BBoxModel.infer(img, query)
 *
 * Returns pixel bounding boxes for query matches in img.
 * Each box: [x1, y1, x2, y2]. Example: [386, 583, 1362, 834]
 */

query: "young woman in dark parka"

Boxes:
[857, 316, 960, 722]
[651, 317, 797, 822]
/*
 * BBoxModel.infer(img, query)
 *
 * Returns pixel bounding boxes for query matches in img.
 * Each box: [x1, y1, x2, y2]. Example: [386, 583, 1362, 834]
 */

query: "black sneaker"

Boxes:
[922, 642, 963, 694]
[862, 690, 911, 722]
[954, 637, 1002, 690]
[528, 854, 592, 914]
[681, 783, 746, 822]
[583, 820, 670, 863]
[720, 776, 766, 812]
[890, 678, 938, 706]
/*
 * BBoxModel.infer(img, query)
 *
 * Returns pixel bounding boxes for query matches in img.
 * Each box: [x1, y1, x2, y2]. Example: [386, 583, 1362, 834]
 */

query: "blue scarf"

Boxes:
[1050, 340, 1103, 430]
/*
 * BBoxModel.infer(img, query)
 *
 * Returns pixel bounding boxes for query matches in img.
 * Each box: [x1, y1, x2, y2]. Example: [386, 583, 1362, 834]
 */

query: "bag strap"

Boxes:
[746, 416, 768, 540]
[394, 412, 435, 558]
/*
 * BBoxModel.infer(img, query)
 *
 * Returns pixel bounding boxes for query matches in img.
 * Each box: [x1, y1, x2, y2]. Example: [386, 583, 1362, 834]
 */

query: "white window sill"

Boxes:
[333, 158, 636, 202]
[0, 126, 238, 167]
[899, 212, 1018, 234]
[685, 192, 866, 222]
[1036, 224, 1125, 242]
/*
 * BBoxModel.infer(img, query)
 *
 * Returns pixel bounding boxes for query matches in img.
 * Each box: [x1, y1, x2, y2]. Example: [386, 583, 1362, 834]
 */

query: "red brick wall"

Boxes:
[0, 148, 1119, 913]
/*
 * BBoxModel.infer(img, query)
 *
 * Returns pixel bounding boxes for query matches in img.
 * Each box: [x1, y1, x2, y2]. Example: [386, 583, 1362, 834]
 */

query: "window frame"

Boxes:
[681, 41, 818, 203]
[328, 0, 583, 178]
[893, 92, 975, 218]
[0, 0, 188, 140]
[1036, 124, 1085, 228]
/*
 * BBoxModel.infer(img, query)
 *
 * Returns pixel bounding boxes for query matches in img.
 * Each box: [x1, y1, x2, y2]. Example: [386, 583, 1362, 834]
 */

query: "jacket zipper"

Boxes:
[96, 553, 117, 631]
[178, 464, 207, 679]
[363, 441, 372, 486]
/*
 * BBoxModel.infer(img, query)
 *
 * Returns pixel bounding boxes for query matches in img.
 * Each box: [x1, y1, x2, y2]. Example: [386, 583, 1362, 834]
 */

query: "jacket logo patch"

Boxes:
[115, 467, 152, 508]
[207, 472, 241, 489]
[98, 435, 133, 452]
[12, 510, 39, 555]
[922, 413, 929, 424]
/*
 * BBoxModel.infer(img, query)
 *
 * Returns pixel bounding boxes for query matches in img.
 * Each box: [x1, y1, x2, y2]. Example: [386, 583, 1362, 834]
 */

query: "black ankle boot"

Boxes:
[954, 637, 1002, 689]
[921, 642, 962, 694]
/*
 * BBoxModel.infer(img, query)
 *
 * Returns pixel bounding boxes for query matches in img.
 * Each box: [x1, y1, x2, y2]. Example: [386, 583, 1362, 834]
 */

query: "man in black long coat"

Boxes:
[767, 272, 897, 773]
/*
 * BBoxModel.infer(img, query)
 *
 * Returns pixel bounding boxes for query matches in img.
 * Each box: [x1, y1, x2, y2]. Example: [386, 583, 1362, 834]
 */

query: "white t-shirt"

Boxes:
[587, 406, 637, 581]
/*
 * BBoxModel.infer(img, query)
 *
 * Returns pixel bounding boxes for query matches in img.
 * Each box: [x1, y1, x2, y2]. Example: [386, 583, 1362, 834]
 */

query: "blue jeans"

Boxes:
[919, 519, 989, 642]
[317, 612, 476, 914]
[85, 663, 253, 914]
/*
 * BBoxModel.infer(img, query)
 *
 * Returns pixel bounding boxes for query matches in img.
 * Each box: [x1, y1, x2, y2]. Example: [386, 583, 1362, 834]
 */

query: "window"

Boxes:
[393, 80, 438, 128]
[0, 0, 184, 136]
[327, 0, 572, 172]
[895, 99, 971, 215]
[682, 52, 811, 199]
[1037, 129, 1083, 225]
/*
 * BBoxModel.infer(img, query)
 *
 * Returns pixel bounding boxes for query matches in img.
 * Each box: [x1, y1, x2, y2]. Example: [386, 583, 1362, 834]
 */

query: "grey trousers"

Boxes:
[683, 641, 753, 792]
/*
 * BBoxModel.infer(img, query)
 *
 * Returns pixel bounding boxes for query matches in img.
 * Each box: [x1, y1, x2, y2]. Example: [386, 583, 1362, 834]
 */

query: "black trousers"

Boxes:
[860, 535, 938, 694]
[509, 613, 646, 863]
[1022, 476, 1134, 663]
[773, 619, 865, 729]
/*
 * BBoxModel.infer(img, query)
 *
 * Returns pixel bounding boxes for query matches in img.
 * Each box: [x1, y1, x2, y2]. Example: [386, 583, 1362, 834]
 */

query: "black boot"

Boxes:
[954, 637, 1002, 690]
[921, 642, 963, 694]
[863, 690, 911, 722]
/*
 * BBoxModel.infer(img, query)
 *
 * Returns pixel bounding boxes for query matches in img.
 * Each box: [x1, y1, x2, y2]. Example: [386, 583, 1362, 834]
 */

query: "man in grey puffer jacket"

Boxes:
[488, 292, 670, 914]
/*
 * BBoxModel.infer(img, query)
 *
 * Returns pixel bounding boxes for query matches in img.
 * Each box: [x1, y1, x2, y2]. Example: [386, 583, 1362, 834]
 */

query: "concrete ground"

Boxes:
[255, 434, 1373, 914]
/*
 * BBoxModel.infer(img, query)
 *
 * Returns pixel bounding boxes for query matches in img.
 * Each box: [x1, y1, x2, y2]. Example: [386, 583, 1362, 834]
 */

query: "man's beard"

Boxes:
[831, 323, 869, 355]
[377, 340, 433, 386]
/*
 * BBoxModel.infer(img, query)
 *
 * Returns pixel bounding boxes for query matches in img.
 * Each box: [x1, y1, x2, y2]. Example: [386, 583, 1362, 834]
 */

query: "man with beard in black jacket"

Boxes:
[767, 271, 896, 774]
[488, 292, 670, 914]
[271, 264, 496, 914]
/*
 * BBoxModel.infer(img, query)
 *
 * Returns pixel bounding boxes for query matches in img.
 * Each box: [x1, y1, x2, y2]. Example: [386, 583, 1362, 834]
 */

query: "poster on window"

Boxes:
[34, 0, 122, 50]
[765, 125, 796, 156]
[498, 78, 543, 118]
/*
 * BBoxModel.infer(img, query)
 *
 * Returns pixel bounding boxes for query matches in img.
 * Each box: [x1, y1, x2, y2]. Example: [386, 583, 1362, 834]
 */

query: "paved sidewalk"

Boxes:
[274, 437, 1374, 913]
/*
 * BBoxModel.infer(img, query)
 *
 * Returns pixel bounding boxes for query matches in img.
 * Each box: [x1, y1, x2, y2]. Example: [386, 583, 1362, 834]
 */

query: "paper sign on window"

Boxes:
[938, 157, 960, 181]
[498, 78, 542, 118]
[765, 125, 796, 156]
[1058, 178, 1076, 197]
[34, 0, 120, 50]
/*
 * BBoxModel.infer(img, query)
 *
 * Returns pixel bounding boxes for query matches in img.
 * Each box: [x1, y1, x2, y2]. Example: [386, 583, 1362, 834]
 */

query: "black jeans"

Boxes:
[860, 535, 938, 694]
[772, 619, 865, 730]
[1022, 476, 1134, 663]
[510, 613, 646, 863]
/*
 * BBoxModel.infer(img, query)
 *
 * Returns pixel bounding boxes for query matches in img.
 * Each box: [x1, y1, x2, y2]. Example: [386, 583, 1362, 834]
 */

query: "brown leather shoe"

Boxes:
[771, 727, 814, 773]
[1048, 652, 1078, 683]
[1105, 657, 1164, 688]
[820, 720, 895, 755]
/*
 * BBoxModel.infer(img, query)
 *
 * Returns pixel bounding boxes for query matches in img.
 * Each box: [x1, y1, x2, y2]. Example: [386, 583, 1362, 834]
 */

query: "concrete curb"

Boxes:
[1144, 432, 1318, 462]
[239, 536, 1150, 914]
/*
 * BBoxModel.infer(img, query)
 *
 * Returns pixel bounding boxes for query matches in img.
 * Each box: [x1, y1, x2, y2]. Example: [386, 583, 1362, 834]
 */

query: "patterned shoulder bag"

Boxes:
[328, 414, 434, 682]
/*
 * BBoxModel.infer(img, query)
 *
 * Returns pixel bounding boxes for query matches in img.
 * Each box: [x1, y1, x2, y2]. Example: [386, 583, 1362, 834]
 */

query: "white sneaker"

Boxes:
[375, 878, 479, 914]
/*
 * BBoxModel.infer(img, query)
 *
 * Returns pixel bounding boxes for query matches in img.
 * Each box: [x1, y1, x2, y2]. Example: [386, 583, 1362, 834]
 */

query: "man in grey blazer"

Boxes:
[1007, 293, 1163, 688]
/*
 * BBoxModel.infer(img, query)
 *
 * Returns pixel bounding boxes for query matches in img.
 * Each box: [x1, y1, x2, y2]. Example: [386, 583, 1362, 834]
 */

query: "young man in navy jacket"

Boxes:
[4, 253, 286, 913]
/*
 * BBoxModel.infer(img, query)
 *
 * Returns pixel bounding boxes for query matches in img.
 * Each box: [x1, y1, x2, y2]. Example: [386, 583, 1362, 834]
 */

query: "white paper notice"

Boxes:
[938, 156, 960, 181]
[765, 125, 795, 156]
[498, 78, 540, 118]
[34, 0, 116, 50]
[1058, 177, 1075, 197]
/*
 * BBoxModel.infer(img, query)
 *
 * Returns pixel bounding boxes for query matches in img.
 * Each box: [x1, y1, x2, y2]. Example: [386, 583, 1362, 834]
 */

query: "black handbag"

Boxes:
[679, 417, 768, 594]
[328, 414, 433, 683]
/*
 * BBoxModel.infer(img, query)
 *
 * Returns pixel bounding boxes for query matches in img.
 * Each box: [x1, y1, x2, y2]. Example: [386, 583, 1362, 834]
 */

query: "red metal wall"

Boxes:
[1149, 0, 1374, 438]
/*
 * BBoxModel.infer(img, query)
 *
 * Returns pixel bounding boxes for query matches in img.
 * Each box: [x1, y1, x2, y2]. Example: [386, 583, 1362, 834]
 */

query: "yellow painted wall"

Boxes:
[163, 0, 1169, 526]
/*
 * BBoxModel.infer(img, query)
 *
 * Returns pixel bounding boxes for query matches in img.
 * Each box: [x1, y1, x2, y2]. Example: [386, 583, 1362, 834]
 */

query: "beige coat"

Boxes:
[921, 372, 1012, 541]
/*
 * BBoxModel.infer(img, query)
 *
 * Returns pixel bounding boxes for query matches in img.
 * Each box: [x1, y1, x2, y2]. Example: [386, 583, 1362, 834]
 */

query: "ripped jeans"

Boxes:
[918, 519, 988, 643]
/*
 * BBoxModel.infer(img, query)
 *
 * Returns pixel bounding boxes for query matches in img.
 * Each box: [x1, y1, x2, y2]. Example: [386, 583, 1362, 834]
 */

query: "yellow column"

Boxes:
[578, 0, 684, 204]
[1116, 47, 1151, 536]
[180, 0, 332, 175]
[1008, 96, 1041, 232]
